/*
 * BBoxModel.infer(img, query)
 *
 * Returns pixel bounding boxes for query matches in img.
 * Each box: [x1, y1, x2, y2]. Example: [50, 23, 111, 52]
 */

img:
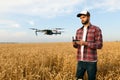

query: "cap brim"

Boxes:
[77, 14, 82, 17]
[77, 13, 87, 17]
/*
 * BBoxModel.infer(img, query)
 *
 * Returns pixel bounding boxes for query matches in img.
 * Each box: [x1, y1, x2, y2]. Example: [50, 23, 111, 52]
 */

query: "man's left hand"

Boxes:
[76, 40, 88, 46]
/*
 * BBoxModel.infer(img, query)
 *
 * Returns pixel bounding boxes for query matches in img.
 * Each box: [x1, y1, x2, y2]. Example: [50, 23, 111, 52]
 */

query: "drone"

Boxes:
[30, 28, 64, 36]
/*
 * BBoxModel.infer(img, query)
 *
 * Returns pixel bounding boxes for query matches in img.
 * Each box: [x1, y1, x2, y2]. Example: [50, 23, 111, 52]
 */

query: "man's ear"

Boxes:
[88, 16, 90, 20]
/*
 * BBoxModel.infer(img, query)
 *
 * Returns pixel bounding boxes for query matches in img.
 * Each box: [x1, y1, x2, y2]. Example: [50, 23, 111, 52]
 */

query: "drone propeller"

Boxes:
[53, 28, 64, 30]
[52, 30, 57, 31]
[29, 28, 38, 30]
[60, 31, 64, 33]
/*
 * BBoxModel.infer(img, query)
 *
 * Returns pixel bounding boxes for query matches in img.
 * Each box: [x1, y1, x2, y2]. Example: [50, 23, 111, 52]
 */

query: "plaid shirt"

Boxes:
[74, 24, 103, 62]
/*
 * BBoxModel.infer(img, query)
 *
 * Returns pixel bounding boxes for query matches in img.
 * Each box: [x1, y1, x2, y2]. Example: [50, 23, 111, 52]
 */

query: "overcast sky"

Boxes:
[0, 0, 120, 42]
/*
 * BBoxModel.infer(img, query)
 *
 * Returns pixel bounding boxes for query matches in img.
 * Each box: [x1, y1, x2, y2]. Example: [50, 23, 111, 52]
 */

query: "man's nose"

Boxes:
[81, 20, 84, 22]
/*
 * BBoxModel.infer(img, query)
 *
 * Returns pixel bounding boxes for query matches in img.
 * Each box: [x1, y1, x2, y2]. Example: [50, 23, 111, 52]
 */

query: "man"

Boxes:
[73, 10, 103, 80]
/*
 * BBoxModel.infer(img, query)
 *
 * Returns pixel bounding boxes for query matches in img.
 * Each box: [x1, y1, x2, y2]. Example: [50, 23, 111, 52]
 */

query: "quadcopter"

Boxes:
[30, 28, 64, 36]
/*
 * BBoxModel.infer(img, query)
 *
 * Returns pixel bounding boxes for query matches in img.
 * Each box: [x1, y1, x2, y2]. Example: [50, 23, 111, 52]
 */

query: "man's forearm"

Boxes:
[87, 41, 103, 49]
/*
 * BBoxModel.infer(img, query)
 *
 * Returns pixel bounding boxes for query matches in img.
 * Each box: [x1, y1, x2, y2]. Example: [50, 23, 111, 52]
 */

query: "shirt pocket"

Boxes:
[86, 29, 95, 42]
[76, 31, 83, 40]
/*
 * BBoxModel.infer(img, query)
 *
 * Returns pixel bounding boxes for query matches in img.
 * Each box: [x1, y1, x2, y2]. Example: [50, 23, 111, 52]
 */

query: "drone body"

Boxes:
[30, 28, 64, 36]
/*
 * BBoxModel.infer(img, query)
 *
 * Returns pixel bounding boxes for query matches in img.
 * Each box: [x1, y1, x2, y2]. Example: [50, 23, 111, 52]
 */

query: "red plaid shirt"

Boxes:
[74, 24, 103, 62]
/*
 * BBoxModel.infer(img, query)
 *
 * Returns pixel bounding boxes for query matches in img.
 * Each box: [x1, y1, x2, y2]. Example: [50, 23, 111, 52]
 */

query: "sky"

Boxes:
[0, 0, 120, 43]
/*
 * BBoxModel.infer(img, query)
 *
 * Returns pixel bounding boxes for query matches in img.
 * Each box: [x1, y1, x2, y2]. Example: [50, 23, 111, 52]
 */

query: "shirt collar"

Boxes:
[80, 23, 92, 29]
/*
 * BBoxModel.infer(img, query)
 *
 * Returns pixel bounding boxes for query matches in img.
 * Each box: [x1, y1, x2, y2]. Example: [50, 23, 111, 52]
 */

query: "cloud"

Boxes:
[0, 0, 84, 17]
[0, 0, 120, 18]
[12, 32, 27, 37]
[0, 29, 27, 38]
[0, 29, 29, 42]
[28, 20, 35, 26]
[103, 0, 120, 12]
[0, 20, 21, 28]
[82, 0, 120, 12]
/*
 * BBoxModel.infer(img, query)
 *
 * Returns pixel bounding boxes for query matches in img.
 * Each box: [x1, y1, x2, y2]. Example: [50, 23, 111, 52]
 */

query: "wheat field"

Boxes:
[0, 42, 120, 80]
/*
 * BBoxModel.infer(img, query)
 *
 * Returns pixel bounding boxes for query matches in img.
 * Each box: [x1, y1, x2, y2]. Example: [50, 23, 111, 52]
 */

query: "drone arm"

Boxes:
[35, 31, 38, 36]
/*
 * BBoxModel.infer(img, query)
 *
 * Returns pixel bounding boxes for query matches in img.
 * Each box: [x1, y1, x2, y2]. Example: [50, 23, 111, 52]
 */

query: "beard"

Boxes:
[81, 19, 89, 25]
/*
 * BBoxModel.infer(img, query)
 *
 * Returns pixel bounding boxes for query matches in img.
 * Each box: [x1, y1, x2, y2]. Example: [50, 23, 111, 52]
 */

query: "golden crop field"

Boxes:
[0, 42, 120, 80]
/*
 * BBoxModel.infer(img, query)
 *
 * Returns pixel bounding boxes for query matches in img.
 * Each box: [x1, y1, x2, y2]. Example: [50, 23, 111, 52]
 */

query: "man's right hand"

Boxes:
[72, 42, 79, 48]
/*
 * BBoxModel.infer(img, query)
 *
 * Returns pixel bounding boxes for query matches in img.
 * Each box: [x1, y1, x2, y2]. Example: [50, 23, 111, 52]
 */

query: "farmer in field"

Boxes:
[73, 10, 103, 80]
